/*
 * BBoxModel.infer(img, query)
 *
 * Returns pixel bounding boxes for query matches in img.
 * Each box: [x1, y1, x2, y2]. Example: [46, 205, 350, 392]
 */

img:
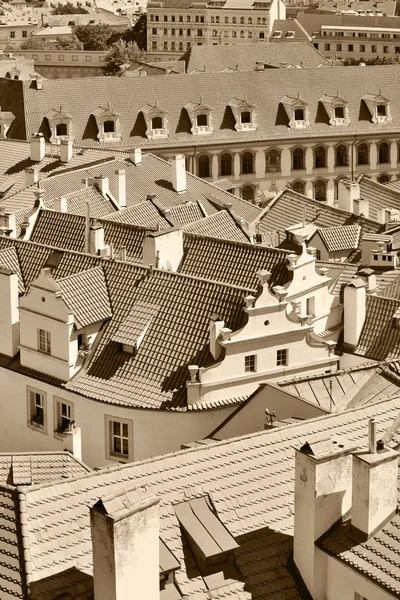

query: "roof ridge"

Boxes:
[184, 231, 290, 254]
[55, 265, 103, 284]
[278, 359, 387, 384]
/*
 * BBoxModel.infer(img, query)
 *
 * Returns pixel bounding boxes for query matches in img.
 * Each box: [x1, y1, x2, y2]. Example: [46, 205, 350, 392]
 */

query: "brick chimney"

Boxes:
[337, 179, 360, 213]
[30, 133, 45, 162]
[90, 485, 160, 600]
[0, 268, 19, 357]
[25, 166, 39, 187]
[114, 169, 126, 208]
[343, 278, 366, 349]
[60, 139, 73, 163]
[143, 228, 183, 272]
[64, 421, 82, 462]
[170, 154, 186, 194]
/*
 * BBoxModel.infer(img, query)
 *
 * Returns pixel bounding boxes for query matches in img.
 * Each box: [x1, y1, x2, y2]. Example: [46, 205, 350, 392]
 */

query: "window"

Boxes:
[155, 15, 159, 21]
[187, 15, 190, 21]
[348, 44, 353, 51]
[240, 16, 244, 23]
[179, 15, 183, 21]
[56, 123, 67, 137]
[294, 108, 304, 121]
[357, 143, 369, 165]
[22, 30, 27, 38]
[335, 106, 344, 119]
[197, 114, 208, 127]
[152, 27, 157, 34]
[216, 15, 220, 23]
[240, 30, 245, 38]
[379, 141, 390, 164]
[276, 349, 288, 366]
[164, 41, 168, 49]
[372, 45, 377, 52]
[292, 180, 305, 194]
[378, 173, 390, 184]
[336, 144, 347, 167]
[314, 43, 319, 49]
[171, 41, 175, 49]
[242, 185, 255, 202]
[262, 17, 266, 24]
[232, 31, 237, 37]
[306, 297, 315, 316]
[314, 146, 326, 169]
[292, 147, 304, 170]
[200, 15, 204, 22]
[10, 31, 15, 38]
[325, 43, 330, 50]
[151, 117, 163, 131]
[377, 104, 387, 117]
[314, 179, 327, 201]
[28, 388, 46, 432]
[383, 45, 389, 53]
[164, 27, 168, 34]
[164, 14, 168, 20]
[54, 398, 73, 436]
[197, 29, 203, 36]
[106, 416, 133, 462]
[152, 41, 157, 50]
[336, 43, 342, 51]
[104, 120, 115, 133]
[38, 328, 51, 354]
[241, 152, 254, 174]
[360, 44, 365, 52]
[220, 153, 232, 176]
[225, 16, 229, 23]
[187, 28, 191, 35]
[241, 111, 251, 124]
[396, 46, 400, 53]
[171, 15, 176, 21]
[179, 28, 183, 35]
[232, 16, 236, 23]
[260, 32, 264, 39]
[245, 354, 256, 372]
[198, 155, 210, 177]
[171, 28, 175, 35]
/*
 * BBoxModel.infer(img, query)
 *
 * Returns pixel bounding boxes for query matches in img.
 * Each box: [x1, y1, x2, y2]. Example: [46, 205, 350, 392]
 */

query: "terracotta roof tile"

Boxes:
[358, 175, 400, 222]
[0, 246, 25, 293]
[183, 211, 249, 242]
[353, 294, 400, 360]
[316, 225, 360, 253]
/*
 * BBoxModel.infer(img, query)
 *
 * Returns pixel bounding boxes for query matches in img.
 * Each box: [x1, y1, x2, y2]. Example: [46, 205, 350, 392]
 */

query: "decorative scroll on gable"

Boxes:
[44, 106, 74, 144]
[280, 93, 310, 129]
[91, 102, 122, 143]
[319, 92, 350, 126]
[228, 96, 257, 132]
[184, 97, 214, 135]
[362, 90, 392, 124]
[140, 101, 169, 139]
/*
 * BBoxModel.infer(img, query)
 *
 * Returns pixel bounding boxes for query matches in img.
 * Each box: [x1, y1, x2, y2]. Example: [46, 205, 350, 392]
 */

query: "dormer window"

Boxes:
[44, 106, 73, 144]
[184, 96, 214, 135]
[280, 94, 310, 129]
[228, 96, 257, 132]
[0, 107, 15, 139]
[91, 102, 122, 143]
[362, 90, 392, 124]
[140, 102, 169, 139]
[319, 93, 350, 126]
[112, 301, 159, 356]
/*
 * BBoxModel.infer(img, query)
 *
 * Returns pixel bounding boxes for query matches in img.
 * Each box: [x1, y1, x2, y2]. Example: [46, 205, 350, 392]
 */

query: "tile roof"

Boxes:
[102, 200, 171, 229]
[316, 261, 359, 297]
[315, 224, 361, 253]
[56, 267, 112, 329]
[184, 41, 331, 73]
[0, 246, 25, 293]
[180, 233, 290, 290]
[296, 11, 400, 34]
[111, 301, 160, 346]
[0, 452, 91, 486]
[182, 210, 249, 242]
[6, 66, 400, 150]
[165, 201, 205, 227]
[2, 398, 400, 599]
[358, 175, 400, 222]
[319, 516, 400, 597]
[353, 294, 400, 360]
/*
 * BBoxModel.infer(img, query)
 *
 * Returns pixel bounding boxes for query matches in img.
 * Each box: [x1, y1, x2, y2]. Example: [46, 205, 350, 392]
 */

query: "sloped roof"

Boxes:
[2, 398, 400, 599]
[6, 66, 400, 150]
[0, 451, 90, 486]
[316, 224, 360, 252]
[102, 200, 171, 229]
[182, 210, 249, 242]
[0, 245, 25, 292]
[296, 11, 400, 34]
[56, 267, 112, 329]
[111, 301, 159, 346]
[353, 294, 400, 360]
[358, 175, 400, 222]
[185, 41, 331, 72]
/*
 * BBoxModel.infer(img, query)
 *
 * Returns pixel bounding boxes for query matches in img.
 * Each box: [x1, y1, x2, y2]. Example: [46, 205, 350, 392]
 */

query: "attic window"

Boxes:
[152, 116, 163, 129]
[362, 90, 392, 124]
[140, 102, 169, 139]
[112, 301, 160, 355]
[294, 109, 304, 121]
[44, 106, 73, 144]
[104, 120, 115, 133]
[91, 102, 122, 143]
[377, 104, 386, 117]
[228, 96, 257, 132]
[241, 111, 251, 124]
[184, 97, 214, 135]
[335, 106, 344, 119]
[56, 123, 67, 136]
[197, 113, 208, 127]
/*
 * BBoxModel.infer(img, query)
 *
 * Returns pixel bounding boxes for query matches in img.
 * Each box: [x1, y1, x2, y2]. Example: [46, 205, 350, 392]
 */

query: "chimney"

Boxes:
[89, 222, 110, 256]
[354, 196, 369, 219]
[25, 166, 39, 187]
[351, 419, 399, 540]
[170, 154, 186, 194]
[209, 314, 225, 360]
[0, 212, 16, 237]
[30, 133, 45, 162]
[90, 485, 160, 600]
[30, 73, 43, 90]
[54, 197, 67, 213]
[343, 278, 366, 349]
[114, 169, 126, 208]
[60, 139, 73, 163]
[64, 422, 82, 462]
[357, 268, 377, 293]
[294, 435, 357, 598]
[130, 147, 142, 166]
[0, 268, 19, 357]
[337, 179, 360, 213]
[143, 228, 184, 272]
[91, 175, 110, 198]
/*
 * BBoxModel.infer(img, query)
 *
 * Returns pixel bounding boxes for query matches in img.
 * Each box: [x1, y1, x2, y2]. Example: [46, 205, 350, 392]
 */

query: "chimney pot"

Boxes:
[114, 168, 126, 208]
[130, 147, 142, 166]
[60, 139, 73, 163]
[30, 132, 45, 162]
[171, 154, 187, 194]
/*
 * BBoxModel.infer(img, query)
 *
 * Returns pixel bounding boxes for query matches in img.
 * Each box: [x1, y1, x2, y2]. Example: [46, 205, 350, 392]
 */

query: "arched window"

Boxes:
[257, 16, 261, 23]
[377, 173, 391, 184]
[241, 152, 254, 174]
[378, 141, 390, 164]
[336, 144, 347, 167]
[334, 106, 344, 119]
[357, 143, 369, 166]
[314, 180, 327, 202]
[294, 109, 304, 121]
[198, 155, 210, 178]
[265, 149, 281, 172]
[220, 153, 232, 176]
[241, 111, 251, 124]
[56, 123, 68, 136]
[240, 16, 244, 23]
[292, 147, 304, 170]
[240, 30, 245, 38]
[104, 120, 115, 133]
[151, 116, 163, 129]
[292, 180, 306, 195]
[242, 185, 255, 202]
[314, 146, 326, 169]
[196, 114, 208, 127]
[262, 17, 266, 24]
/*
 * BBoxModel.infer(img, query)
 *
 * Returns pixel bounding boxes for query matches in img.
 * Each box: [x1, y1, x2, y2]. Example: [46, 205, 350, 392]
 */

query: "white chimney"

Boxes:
[90, 486, 160, 600]
[89, 223, 110, 256]
[351, 419, 399, 540]
[91, 175, 110, 198]
[294, 436, 357, 598]
[354, 197, 369, 219]
[0, 268, 19, 357]
[143, 228, 184, 272]
[114, 169, 126, 208]
[130, 147, 142, 166]
[171, 154, 186, 194]
[54, 197, 67, 213]
[209, 314, 225, 360]
[60, 139, 73, 163]
[30, 132, 45, 162]
[337, 179, 360, 213]
[343, 278, 366, 349]
[25, 166, 39, 187]
[0, 212, 16, 237]
[357, 268, 377, 293]
[64, 422, 82, 462]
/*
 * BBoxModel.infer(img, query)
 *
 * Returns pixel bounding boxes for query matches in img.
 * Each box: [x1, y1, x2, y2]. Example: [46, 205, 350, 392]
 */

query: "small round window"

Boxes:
[264, 320, 269, 326]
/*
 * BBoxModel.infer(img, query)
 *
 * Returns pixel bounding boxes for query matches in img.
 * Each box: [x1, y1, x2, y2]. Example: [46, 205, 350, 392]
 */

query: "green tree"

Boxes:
[20, 34, 83, 51]
[51, 2, 89, 14]
[75, 23, 113, 50]
[103, 39, 144, 75]
[124, 14, 147, 50]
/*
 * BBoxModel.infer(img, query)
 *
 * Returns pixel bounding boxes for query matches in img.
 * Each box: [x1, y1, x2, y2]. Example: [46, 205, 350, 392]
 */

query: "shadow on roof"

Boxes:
[29, 566, 93, 600]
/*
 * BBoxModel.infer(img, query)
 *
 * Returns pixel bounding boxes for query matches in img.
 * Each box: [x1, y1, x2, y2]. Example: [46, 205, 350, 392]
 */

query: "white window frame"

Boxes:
[245, 354, 256, 373]
[27, 387, 47, 434]
[38, 328, 51, 354]
[54, 397, 74, 439]
[105, 415, 133, 463]
[277, 348, 288, 367]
